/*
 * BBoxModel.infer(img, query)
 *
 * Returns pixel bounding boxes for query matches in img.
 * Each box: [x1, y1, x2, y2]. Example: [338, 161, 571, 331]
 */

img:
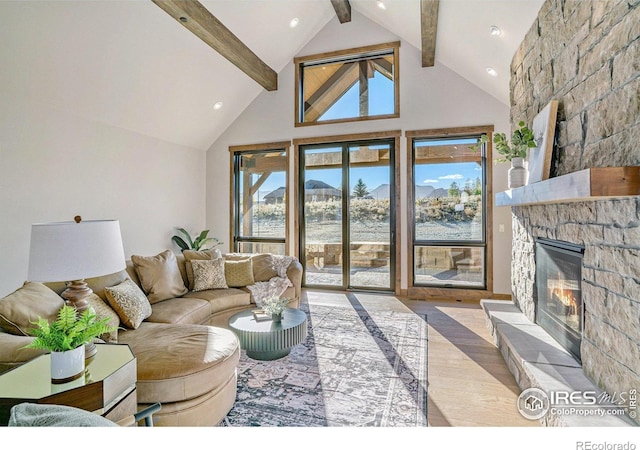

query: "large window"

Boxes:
[231, 143, 289, 255]
[294, 42, 400, 127]
[407, 127, 493, 295]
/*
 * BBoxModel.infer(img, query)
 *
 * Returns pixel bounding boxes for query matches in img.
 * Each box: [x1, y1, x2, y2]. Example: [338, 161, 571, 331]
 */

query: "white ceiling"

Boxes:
[0, 0, 543, 151]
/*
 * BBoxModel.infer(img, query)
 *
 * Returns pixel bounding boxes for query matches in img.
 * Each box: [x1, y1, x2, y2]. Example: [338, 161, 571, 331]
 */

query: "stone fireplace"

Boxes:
[534, 238, 584, 362]
[512, 200, 639, 396]
[486, 0, 640, 426]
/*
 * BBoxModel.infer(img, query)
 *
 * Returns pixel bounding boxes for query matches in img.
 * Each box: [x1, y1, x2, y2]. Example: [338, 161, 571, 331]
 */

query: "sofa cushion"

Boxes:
[251, 254, 278, 282]
[104, 278, 152, 329]
[131, 250, 188, 304]
[183, 249, 222, 290]
[224, 259, 254, 287]
[191, 259, 227, 291]
[117, 322, 240, 404]
[183, 288, 250, 315]
[147, 297, 211, 325]
[86, 293, 119, 342]
[0, 282, 64, 336]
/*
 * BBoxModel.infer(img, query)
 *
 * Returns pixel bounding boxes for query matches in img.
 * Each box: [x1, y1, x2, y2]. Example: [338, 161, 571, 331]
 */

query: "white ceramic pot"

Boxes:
[50, 345, 85, 384]
[508, 157, 527, 189]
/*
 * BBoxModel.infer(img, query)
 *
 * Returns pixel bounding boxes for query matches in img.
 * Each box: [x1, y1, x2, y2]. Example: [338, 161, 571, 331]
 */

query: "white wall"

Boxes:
[0, 97, 206, 297]
[206, 11, 513, 294]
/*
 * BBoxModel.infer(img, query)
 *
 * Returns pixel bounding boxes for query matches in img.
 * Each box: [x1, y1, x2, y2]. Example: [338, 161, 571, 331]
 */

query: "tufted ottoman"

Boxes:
[118, 322, 240, 426]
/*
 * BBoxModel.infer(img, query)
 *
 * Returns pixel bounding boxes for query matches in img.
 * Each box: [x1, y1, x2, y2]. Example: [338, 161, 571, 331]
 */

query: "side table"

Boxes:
[0, 343, 137, 426]
[228, 307, 307, 360]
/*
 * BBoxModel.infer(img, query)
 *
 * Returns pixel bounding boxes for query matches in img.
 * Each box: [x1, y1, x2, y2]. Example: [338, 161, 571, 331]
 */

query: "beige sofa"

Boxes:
[0, 251, 303, 426]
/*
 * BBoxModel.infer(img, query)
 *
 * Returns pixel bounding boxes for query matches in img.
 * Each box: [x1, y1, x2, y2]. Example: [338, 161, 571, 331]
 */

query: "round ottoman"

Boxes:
[118, 322, 240, 426]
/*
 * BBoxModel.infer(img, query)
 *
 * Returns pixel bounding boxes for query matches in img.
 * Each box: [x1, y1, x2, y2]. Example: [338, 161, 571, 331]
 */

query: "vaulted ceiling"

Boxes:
[0, 0, 543, 151]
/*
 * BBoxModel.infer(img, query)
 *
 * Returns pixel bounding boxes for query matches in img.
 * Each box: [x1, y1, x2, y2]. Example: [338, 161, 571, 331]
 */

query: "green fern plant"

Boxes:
[171, 228, 222, 252]
[24, 305, 116, 352]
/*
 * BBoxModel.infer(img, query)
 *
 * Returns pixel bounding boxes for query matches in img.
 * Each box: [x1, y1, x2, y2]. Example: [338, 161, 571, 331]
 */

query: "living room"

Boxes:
[1, 0, 639, 444]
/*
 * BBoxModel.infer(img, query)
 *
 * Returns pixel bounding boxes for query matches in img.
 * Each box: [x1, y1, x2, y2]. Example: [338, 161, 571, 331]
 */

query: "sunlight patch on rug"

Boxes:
[224, 301, 428, 427]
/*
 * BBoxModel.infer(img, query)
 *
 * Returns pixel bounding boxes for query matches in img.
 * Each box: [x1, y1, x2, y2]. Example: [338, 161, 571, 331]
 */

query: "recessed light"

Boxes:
[289, 17, 299, 28]
[377, 1, 386, 10]
[179, 17, 188, 23]
[489, 25, 502, 36]
[213, 101, 223, 110]
[486, 67, 498, 77]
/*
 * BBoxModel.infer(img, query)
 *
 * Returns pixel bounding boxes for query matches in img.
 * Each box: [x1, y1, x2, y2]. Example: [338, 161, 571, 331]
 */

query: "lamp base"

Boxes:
[62, 279, 97, 362]
[61, 279, 92, 314]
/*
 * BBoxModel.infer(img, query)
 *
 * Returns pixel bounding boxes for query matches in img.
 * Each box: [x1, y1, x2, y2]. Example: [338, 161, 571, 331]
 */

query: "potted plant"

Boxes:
[25, 305, 117, 383]
[475, 121, 537, 188]
[171, 228, 222, 252]
[261, 296, 289, 323]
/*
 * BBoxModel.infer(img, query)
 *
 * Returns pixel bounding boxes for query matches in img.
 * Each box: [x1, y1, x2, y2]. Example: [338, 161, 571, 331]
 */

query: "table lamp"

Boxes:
[28, 216, 126, 358]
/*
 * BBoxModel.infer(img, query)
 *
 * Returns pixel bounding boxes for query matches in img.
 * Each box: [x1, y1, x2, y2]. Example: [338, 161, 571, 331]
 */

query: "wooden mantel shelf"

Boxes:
[495, 166, 640, 207]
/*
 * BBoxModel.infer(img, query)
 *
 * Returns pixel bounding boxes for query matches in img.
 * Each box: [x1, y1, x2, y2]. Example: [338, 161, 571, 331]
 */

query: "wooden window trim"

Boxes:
[293, 130, 402, 294]
[405, 125, 495, 301]
[229, 141, 291, 254]
[294, 41, 400, 128]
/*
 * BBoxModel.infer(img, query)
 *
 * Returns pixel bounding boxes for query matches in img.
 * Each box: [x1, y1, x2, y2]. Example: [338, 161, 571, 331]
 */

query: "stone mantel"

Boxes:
[495, 167, 640, 207]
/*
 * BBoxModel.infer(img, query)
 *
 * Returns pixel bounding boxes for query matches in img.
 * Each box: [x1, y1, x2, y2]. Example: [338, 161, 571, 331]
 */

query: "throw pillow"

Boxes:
[251, 254, 278, 282]
[183, 249, 222, 290]
[86, 293, 120, 342]
[191, 259, 228, 291]
[104, 279, 152, 329]
[131, 250, 188, 303]
[224, 259, 255, 287]
[0, 282, 65, 336]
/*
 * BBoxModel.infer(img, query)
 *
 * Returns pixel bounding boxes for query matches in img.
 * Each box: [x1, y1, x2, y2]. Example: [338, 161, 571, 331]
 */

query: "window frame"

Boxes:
[406, 126, 495, 301]
[229, 141, 291, 254]
[294, 41, 400, 127]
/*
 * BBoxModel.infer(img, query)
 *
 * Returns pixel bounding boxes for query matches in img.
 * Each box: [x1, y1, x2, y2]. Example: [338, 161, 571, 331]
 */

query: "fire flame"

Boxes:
[550, 286, 579, 316]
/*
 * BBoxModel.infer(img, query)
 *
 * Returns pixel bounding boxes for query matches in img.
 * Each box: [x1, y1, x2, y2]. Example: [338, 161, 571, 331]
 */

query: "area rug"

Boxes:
[224, 299, 428, 427]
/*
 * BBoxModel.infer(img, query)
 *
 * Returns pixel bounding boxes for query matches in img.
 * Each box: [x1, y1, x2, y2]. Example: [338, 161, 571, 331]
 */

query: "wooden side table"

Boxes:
[0, 343, 137, 426]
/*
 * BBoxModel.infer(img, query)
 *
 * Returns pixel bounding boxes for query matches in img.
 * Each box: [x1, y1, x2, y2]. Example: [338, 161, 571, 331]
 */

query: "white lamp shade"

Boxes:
[28, 220, 126, 282]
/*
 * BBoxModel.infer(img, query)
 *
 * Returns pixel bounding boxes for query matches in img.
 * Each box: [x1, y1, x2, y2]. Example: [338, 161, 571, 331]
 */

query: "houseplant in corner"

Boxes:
[171, 228, 222, 252]
[476, 121, 537, 189]
[25, 305, 116, 383]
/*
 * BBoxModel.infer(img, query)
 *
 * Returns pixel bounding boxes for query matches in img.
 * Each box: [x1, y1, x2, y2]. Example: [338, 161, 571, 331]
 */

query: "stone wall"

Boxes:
[512, 200, 640, 407]
[510, 0, 640, 176]
[508, 0, 640, 423]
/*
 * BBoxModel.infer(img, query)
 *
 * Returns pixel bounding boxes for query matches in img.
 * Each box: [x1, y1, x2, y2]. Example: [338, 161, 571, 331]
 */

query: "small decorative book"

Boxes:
[252, 309, 272, 322]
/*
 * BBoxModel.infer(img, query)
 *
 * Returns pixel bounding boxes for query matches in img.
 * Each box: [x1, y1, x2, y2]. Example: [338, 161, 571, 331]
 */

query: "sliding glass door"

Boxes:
[300, 139, 395, 291]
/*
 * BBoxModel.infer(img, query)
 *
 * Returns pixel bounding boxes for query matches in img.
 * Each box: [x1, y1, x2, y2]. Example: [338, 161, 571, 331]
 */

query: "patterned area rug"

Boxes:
[224, 299, 428, 427]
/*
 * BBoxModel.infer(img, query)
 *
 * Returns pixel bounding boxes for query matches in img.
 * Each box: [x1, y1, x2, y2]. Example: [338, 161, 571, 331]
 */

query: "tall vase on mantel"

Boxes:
[508, 157, 527, 189]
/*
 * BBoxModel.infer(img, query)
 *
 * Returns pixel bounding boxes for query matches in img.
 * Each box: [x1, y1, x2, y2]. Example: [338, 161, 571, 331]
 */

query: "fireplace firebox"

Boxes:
[534, 238, 585, 362]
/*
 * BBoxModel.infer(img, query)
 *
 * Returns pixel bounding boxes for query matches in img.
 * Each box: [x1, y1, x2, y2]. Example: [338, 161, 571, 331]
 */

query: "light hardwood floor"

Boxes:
[303, 289, 538, 427]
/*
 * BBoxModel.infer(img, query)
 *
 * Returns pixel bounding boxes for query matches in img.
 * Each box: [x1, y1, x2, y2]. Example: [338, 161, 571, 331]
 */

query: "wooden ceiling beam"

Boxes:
[151, 0, 277, 91]
[330, 0, 352, 24]
[420, 0, 439, 67]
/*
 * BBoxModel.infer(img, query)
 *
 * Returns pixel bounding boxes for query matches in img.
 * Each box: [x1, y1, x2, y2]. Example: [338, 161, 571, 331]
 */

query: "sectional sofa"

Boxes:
[0, 250, 303, 426]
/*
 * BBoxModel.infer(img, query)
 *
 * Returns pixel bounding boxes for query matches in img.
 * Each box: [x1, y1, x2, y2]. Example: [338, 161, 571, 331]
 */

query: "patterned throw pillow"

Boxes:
[104, 279, 152, 329]
[191, 259, 228, 291]
[131, 250, 188, 304]
[86, 293, 120, 342]
[183, 249, 222, 290]
[224, 259, 255, 287]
